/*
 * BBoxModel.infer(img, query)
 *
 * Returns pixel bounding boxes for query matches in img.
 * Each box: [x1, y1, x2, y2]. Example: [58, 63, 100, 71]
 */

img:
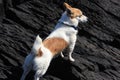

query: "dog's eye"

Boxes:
[71, 12, 74, 14]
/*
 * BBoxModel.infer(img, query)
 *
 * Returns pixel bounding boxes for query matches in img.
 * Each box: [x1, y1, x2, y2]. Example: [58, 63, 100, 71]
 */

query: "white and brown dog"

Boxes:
[21, 2, 87, 80]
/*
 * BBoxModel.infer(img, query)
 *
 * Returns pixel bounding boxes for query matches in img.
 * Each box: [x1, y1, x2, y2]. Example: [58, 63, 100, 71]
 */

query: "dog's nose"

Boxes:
[79, 15, 88, 22]
[76, 15, 88, 22]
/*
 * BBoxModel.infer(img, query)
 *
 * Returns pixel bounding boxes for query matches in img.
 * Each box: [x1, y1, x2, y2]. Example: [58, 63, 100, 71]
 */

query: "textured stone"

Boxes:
[0, 0, 120, 80]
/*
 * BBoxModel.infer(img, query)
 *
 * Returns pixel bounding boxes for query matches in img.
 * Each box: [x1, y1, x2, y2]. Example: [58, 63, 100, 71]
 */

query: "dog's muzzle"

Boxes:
[76, 15, 88, 22]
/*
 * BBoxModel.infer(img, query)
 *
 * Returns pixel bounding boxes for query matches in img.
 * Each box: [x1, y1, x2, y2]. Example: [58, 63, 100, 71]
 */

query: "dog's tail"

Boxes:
[31, 35, 42, 55]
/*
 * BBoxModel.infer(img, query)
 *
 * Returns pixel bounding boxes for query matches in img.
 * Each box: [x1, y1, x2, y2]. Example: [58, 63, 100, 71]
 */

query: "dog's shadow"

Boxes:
[5, 66, 34, 80]
[4, 66, 22, 80]
[45, 56, 78, 80]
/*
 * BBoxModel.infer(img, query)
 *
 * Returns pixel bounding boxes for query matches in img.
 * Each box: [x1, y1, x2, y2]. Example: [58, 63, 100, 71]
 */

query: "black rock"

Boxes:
[0, 0, 120, 80]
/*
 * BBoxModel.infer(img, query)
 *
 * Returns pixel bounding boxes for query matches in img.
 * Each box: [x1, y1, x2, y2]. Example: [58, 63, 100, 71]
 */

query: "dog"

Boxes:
[21, 2, 88, 80]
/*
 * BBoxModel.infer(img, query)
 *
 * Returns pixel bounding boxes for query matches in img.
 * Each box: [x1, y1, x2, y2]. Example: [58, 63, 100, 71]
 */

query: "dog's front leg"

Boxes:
[60, 52, 64, 58]
[68, 43, 76, 62]
[68, 35, 77, 62]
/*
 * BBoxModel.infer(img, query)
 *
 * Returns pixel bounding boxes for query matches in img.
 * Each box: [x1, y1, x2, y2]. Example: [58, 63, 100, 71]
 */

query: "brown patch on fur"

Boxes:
[43, 37, 68, 56]
[64, 2, 72, 9]
[69, 8, 83, 18]
[64, 2, 83, 18]
[37, 48, 43, 57]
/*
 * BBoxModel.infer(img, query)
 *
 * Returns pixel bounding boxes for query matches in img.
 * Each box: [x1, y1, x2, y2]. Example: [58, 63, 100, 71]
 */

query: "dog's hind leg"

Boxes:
[21, 54, 34, 80]
[34, 73, 41, 80]
[21, 65, 32, 80]
[34, 70, 44, 80]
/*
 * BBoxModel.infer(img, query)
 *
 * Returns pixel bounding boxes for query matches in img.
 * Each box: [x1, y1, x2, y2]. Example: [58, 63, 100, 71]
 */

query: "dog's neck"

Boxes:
[58, 21, 78, 30]
[55, 11, 79, 29]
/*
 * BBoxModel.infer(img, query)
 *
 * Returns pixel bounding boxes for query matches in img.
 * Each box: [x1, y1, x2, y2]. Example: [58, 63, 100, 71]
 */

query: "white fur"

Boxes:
[33, 45, 52, 80]
[31, 35, 42, 54]
[21, 35, 43, 80]
[21, 10, 88, 80]
[77, 15, 88, 22]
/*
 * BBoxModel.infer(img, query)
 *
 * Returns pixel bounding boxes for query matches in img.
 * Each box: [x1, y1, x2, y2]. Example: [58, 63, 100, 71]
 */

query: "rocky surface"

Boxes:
[0, 0, 120, 80]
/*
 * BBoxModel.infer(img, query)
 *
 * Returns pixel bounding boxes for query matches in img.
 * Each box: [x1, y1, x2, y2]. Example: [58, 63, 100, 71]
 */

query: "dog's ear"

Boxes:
[66, 9, 72, 15]
[64, 2, 72, 16]
[64, 2, 72, 9]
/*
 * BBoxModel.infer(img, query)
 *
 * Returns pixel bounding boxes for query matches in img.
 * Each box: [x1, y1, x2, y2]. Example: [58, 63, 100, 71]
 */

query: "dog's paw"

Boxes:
[69, 57, 75, 62]
[60, 52, 65, 58]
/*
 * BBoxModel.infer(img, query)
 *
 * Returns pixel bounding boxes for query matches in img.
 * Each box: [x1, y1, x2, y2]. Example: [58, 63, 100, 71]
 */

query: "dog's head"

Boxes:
[64, 2, 88, 23]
